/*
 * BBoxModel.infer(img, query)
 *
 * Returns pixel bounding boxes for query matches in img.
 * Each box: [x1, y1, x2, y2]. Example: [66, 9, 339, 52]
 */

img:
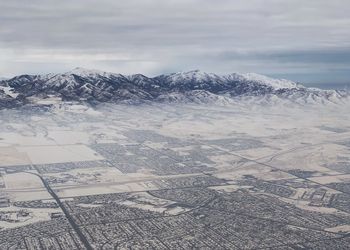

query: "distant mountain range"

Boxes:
[0, 68, 349, 109]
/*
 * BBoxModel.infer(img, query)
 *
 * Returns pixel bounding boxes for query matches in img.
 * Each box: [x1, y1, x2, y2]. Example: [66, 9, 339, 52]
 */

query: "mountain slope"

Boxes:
[0, 68, 348, 108]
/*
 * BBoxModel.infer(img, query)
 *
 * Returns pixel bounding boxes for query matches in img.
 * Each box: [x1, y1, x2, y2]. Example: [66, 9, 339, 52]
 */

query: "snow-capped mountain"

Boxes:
[0, 68, 348, 108]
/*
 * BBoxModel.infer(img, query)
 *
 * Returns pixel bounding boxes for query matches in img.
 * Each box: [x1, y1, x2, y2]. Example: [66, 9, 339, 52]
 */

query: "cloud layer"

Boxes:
[1, 0, 349, 84]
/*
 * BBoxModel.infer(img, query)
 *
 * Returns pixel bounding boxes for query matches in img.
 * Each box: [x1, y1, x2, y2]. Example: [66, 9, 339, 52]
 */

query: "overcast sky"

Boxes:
[1, 0, 350, 84]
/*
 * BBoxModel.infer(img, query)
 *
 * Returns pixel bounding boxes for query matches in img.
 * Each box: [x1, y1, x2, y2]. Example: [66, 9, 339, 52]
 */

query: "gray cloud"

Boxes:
[0, 0, 350, 84]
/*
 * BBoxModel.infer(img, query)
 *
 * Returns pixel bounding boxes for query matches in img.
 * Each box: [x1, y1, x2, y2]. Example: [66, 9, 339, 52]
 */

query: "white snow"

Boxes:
[238, 73, 301, 90]
[65, 67, 115, 78]
[169, 70, 217, 81]
[0, 86, 19, 98]
[165, 70, 301, 90]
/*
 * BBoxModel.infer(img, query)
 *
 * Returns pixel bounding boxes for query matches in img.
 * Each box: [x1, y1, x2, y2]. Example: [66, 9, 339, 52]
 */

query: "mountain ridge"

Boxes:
[0, 68, 348, 108]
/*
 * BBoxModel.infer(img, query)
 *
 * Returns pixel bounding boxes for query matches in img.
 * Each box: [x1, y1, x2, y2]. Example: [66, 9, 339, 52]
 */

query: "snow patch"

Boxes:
[0, 86, 19, 98]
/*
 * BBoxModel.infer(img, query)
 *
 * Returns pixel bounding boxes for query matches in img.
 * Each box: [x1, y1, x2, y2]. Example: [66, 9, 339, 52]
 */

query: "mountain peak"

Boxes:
[236, 72, 302, 90]
[166, 70, 218, 82]
[65, 67, 111, 77]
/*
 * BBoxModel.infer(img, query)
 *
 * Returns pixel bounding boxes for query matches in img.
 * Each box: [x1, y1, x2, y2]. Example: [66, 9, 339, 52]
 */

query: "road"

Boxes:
[24, 171, 93, 250]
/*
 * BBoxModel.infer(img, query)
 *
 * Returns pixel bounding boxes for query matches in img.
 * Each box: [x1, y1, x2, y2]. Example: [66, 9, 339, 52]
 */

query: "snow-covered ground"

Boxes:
[0, 101, 349, 235]
[0, 86, 18, 98]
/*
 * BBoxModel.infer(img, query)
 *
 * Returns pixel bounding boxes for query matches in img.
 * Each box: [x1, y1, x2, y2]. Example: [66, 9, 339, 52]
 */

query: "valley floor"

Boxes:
[0, 102, 349, 249]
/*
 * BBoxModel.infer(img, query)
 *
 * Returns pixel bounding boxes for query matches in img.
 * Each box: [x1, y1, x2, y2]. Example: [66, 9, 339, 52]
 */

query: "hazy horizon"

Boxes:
[1, 0, 350, 85]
